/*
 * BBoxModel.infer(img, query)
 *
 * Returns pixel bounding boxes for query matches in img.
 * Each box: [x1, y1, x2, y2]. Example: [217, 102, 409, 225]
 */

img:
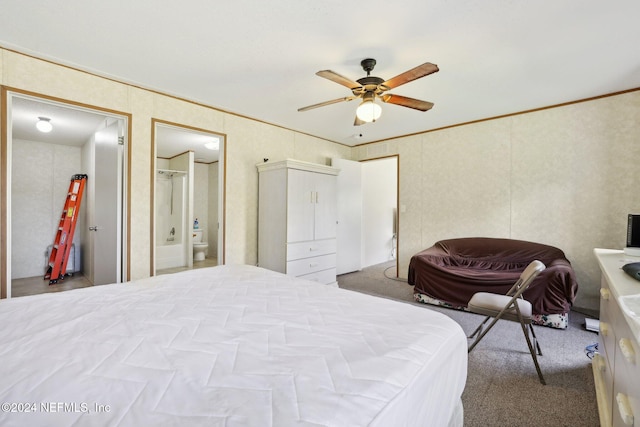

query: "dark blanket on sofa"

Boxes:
[408, 237, 578, 315]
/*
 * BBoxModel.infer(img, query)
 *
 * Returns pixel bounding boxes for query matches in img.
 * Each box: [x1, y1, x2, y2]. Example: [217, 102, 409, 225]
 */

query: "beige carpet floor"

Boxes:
[337, 261, 600, 427]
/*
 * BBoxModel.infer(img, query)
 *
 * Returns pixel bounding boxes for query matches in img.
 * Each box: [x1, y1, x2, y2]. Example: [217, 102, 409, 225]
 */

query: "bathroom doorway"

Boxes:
[1, 89, 129, 298]
[152, 120, 225, 276]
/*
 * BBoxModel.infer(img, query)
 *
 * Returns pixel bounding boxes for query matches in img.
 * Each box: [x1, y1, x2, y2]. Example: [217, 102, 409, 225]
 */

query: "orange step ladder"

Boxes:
[44, 174, 88, 284]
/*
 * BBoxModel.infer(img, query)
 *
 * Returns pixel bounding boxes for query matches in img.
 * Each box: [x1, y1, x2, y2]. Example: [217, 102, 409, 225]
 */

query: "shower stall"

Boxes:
[156, 169, 187, 269]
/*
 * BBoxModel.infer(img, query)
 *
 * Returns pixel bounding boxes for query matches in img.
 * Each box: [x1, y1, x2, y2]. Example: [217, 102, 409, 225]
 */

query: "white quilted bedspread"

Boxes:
[0, 265, 467, 427]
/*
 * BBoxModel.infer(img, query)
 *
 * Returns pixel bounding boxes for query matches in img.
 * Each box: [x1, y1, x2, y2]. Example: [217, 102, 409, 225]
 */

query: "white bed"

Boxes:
[0, 265, 467, 426]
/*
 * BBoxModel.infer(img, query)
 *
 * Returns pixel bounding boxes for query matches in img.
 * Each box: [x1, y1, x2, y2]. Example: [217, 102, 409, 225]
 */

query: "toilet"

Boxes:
[192, 228, 208, 261]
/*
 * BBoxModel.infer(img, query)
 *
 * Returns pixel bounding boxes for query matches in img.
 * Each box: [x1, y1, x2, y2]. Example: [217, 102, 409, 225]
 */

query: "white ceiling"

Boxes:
[2, 1, 640, 147]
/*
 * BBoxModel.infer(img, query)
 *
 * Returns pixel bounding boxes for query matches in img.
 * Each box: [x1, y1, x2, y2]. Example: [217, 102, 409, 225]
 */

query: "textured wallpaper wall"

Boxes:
[1, 49, 351, 284]
[353, 91, 640, 312]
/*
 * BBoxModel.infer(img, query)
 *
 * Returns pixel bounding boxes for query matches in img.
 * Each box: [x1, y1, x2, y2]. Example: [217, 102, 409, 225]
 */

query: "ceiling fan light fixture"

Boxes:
[36, 116, 53, 133]
[204, 137, 219, 150]
[298, 59, 438, 126]
[356, 99, 382, 123]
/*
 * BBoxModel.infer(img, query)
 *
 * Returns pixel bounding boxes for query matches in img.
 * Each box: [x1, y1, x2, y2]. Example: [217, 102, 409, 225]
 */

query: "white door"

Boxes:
[90, 120, 122, 285]
[332, 158, 363, 274]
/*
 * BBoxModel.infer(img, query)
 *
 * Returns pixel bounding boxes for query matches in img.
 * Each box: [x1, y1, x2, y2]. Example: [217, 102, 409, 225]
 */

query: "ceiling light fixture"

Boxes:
[36, 116, 53, 133]
[204, 138, 219, 150]
[355, 93, 382, 123]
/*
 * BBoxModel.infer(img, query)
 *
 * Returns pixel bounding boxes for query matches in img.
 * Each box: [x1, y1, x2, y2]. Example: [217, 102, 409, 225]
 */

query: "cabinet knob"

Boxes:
[600, 322, 609, 336]
[600, 288, 610, 300]
[619, 338, 636, 364]
[616, 393, 634, 426]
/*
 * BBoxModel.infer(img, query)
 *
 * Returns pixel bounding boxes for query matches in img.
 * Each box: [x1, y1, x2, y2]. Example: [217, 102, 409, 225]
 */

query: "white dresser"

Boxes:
[594, 249, 640, 427]
[257, 159, 339, 286]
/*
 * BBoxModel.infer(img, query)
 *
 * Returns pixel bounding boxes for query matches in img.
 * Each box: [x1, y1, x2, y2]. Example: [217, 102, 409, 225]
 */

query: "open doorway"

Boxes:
[152, 120, 225, 276]
[1, 89, 129, 298]
[361, 156, 398, 269]
[333, 155, 399, 276]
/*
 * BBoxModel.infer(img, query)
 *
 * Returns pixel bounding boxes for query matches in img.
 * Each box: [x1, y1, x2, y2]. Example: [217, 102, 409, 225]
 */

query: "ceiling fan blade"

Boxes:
[381, 94, 434, 111]
[298, 96, 355, 112]
[316, 70, 362, 90]
[381, 62, 439, 90]
[354, 116, 366, 126]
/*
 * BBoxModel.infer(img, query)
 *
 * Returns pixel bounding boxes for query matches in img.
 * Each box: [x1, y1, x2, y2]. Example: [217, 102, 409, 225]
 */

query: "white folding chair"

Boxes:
[467, 260, 547, 384]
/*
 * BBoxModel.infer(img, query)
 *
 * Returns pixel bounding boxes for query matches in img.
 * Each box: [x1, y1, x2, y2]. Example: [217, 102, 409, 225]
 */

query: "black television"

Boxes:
[624, 214, 640, 256]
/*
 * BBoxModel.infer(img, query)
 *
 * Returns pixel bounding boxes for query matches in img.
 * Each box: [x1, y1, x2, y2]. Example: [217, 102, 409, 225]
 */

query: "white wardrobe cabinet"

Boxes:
[257, 159, 339, 286]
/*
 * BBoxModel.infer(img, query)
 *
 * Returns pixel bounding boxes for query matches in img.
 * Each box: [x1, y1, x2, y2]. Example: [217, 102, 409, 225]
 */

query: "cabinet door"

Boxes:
[287, 169, 315, 243]
[313, 172, 337, 240]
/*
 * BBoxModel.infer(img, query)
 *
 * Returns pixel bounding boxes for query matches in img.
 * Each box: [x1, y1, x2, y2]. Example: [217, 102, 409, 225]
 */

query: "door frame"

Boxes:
[0, 86, 131, 298]
[150, 119, 227, 276]
[361, 154, 400, 277]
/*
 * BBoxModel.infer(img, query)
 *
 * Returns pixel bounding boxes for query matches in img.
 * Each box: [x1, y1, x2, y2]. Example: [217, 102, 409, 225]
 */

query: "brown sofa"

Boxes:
[408, 237, 579, 328]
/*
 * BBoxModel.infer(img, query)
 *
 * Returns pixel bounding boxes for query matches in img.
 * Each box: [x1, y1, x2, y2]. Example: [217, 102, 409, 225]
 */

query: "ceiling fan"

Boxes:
[298, 58, 439, 126]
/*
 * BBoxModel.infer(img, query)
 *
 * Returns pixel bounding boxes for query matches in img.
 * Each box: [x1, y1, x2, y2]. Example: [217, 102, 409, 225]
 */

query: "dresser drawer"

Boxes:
[612, 304, 640, 427]
[599, 280, 616, 364]
[593, 353, 613, 427]
[613, 347, 640, 427]
[287, 253, 336, 277]
[298, 268, 337, 286]
[286, 239, 336, 261]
